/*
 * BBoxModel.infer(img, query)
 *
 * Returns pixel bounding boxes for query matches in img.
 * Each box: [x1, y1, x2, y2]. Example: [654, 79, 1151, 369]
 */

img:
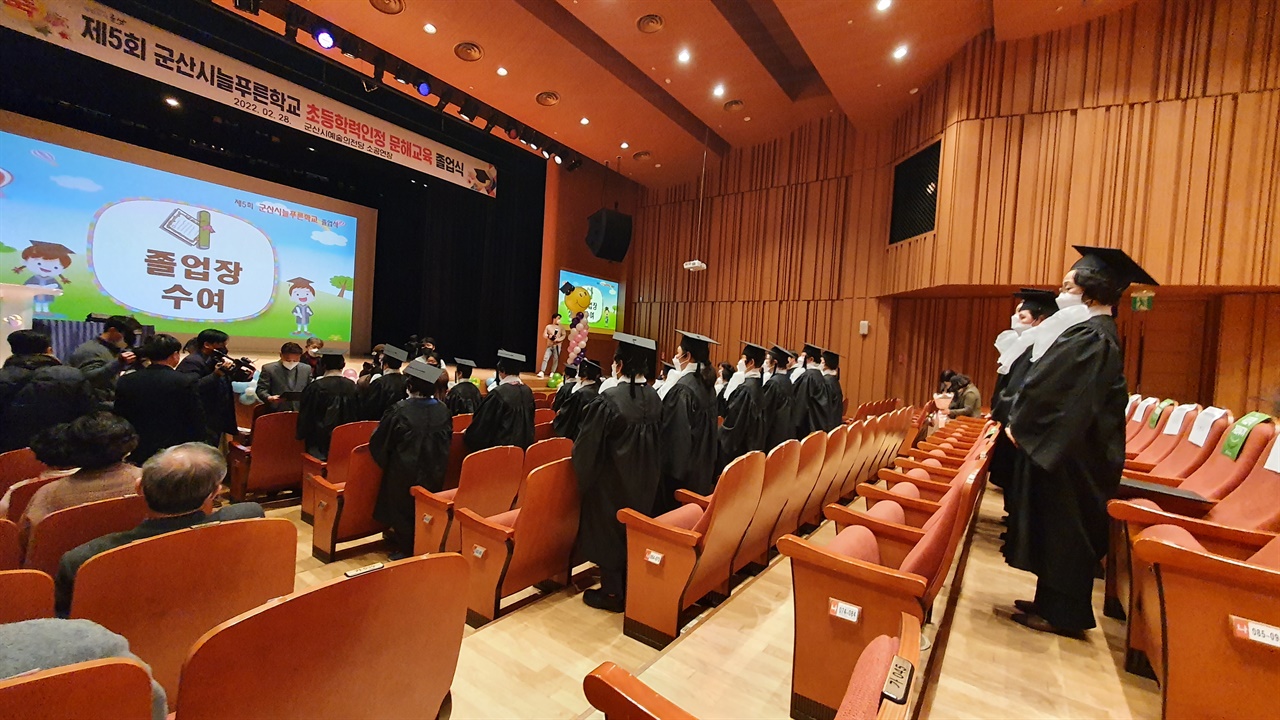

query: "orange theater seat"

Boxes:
[459, 457, 580, 626]
[226, 411, 305, 502]
[1126, 399, 1177, 457]
[1127, 404, 1201, 469]
[444, 414, 473, 491]
[72, 517, 297, 706]
[583, 662, 697, 720]
[0, 518, 22, 571]
[771, 432, 827, 546]
[311, 444, 387, 562]
[0, 447, 47, 498]
[798, 426, 848, 529]
[23, 494, 152, 577]
[835, 613, 922, 720]
[0, 569, 54, 623]
[453, 413, 474, 432]
[4, 476, 60, 524]
[535, 421, 554, 442]
[1120, 415, 1275, 508]
[300, 420, 377, 524]
[515, 437, 573, 508]
[412, 445, 524, 554]
[1125, 407, 1232, 478]
[1132, 525, 1280, 720]
[731, 439, 800, 575]
[534, 407, 556, 425]
[174, 554, 468, 720]
[0, 658, 154, 720]
[824, 422, 865, 508]
[1125, 397, 1161, 442]
[619, 452, 766, 649]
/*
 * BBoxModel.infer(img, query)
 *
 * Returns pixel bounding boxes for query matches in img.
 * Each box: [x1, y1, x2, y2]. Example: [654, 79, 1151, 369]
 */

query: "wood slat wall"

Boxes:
[628, 0, 1280, 408]
[1215, 294, 1280, 414]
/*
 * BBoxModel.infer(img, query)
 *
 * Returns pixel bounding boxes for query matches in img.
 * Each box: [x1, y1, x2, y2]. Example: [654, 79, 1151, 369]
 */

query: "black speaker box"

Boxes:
[585, 208, 633, 262]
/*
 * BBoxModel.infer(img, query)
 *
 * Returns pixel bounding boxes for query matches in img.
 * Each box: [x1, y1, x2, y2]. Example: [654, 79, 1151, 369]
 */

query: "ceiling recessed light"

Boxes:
[423, 23, 437, 34]
[909, 87, 919, 94]
[677, 48, 691, 63]
[744, 116, 751, 121]
[712, 83, 725, 97]
[892, 44, 908, 60]
[655, 163, 662, 168]
[580, 117, 590, 125]
[497, 66, 508, 76]
[164, 97, 179, 107]
[620, 142, 629, 149]
[876, 0, 892, 11]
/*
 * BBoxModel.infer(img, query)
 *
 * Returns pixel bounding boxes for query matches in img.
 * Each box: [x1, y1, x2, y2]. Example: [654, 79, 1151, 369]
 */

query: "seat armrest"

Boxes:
[618, 509, 701, 548]
[411, 486, 454, 508]
[777, 535, 928, 598]
[301, 453, 327, 477]
[228, 442, 250, 458]
[905, 449, 963, 468]
[824, 503, 927, 546]
[672, 489, 711, 509]
[1133, 537, 1280, 593]
[857, 484, 940, 526]
[1108, 499, 1276, 552]
[456, 508, 516, 542]
[1124, 459, 1157, 473]
[1122, 470, 1182, 487]
[893, 459, 958, 479]
[879, 468, 952, 497]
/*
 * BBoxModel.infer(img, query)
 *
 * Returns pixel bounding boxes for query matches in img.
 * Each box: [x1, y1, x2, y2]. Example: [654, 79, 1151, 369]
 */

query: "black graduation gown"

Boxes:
[464, 381, 535, 451]
[717, 376, 767, 474]
[552, 383, 598, 441]
[791, 368, 833, 438]
[572, 382, 663, 580]
[761, 372, 795, 450]
[359, 372, 408, 421]
[1005, 315, 1127, 631]
[551, 380, 577, 412]
[296, 375, 360, 460]
[446, 381, 482, 416]
[656, 373, 718, 511]
[990, 347, 1031, 493]
[369, 397, 452, 547]
[822, 374, 845, 429]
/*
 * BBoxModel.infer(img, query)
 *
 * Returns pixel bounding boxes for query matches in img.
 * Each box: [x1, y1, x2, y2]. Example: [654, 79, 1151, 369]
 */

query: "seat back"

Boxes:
[774, 431, 827, 541]
[4, 476, 60, 523]
[244, 411, 305, 495]
[684, 451, 766, 605]
[1179, 419, 1275, 500]
[72, 517, 297, 704]
[175, 555, 468, 720]
[1151, 410, 1232, 478]
[0, 447, 46, 498]
[534, 408, 556, 425]
[447, 446, 525, 551]
[583, 662, 697, 720]
[1126, 397, 1160, 441]
[1210, 435, 1280, 531]
[0, 518, 19, 571]
[515, 437, 573, 508]
[453, 413, 474, 432]
[828, 422, 865, 505]
[801, 426, 848, 526]
[1134, 405, 1200, 465]
[334, 445, 386, 542]
[445, 429, 467, 490]
[0, 658, 154, 720]
[535, 421, 554, 442]
[325, 421, 379, 485]
[1127, 400, 1175, 455]
[23, 495, 152, 577]
[504, 458, 581, 594]
[733, 439, 801, 574]
[0, 569, 54, 623]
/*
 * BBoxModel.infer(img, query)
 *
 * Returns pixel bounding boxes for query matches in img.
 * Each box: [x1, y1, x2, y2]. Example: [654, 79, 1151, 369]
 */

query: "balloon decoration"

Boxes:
[546, 372, 563, 389]
[559, 282, 593, 367]
[233, 373, 259, 405]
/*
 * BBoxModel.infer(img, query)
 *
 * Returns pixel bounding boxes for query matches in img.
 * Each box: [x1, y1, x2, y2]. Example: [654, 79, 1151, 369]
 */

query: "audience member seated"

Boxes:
[68, 315, 141, 407]
[296, 349, 359, 460]
[20, 413, 141, 539]
[300, 336, 324, 377]
[254, 341, 311, 413]
[54, 443, 264, 616]
[114, 334, 206, 465]
[358, 344, 409, 421]
[465, 350, 536, 451]
[947, 374, 981, 418]
[447, 358, 482, 415]
[0, 329, 93, 454]
[0, 618, 167, 720]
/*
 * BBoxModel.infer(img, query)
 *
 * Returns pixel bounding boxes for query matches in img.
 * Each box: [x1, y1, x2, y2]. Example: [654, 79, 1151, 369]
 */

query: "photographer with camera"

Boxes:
[68, 315, 141, 407]
[176, 329, 254, 446]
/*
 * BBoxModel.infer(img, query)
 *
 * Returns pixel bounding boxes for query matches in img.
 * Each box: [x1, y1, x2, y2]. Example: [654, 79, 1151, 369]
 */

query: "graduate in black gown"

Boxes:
[714, 363, 734, 418]
[445, 358, 482, 416]
[656, 331, 720, 512]
[370, 359, 452, 558]
[717, 342, 769, 473]
[551, 365, 578, 412]
[359, 344, 409, 421]
[791, 343, 834, 437]
[761, 345, 797, 450]
[989, 289, 1056, 500]
[464, 350, 535, 451]
[552, 359, 601, 440]
[1004, 247, 1155, 636]
[296, 349, 360, 460]
[573, 333, 663, 612]
[819, 349, 844, 429]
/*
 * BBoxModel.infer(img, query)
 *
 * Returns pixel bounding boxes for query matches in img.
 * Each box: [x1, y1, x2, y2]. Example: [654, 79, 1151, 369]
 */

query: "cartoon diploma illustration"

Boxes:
[288, 276, 316, 335]
[13, 240, 73, 315]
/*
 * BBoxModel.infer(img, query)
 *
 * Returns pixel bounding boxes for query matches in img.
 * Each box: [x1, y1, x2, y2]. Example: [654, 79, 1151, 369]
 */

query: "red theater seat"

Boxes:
[311, 445, 387, 561]
[300, 420, 377, 524]
[0, 448, 46, 498]
[23, 494, 151, 577]
[227, 411, 304, 502]
[0, 569, 54, 623]
[583, 662, 697, 720]
[0, 658, 154, 720]
[411, 445, 523, 554]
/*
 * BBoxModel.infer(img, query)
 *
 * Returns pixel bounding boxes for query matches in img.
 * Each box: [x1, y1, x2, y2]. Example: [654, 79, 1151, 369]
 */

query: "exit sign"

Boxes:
[1131, 294, 1154, 312]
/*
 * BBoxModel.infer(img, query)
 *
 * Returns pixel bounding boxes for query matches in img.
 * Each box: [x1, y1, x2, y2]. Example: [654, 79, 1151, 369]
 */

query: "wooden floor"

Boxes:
[267, 486, 1160, 719]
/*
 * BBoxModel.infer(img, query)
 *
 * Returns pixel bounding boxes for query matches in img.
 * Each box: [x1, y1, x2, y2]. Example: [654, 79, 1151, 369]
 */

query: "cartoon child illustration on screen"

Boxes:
[288, 276, 316, 336]
[12, 241, 73, 316]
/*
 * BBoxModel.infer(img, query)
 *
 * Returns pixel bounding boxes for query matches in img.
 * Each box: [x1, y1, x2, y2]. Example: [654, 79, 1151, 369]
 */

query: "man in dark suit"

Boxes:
[114, 334, 205, 464]
[176, 329, 253, 446]
[255, 341, 311, 413]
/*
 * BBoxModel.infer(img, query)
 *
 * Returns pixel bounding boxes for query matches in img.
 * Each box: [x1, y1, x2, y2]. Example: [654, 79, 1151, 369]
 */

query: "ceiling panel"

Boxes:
[992, 0, 1140, 41]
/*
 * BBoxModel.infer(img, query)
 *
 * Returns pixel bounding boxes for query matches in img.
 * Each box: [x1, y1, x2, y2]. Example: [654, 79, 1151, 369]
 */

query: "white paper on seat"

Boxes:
[1162, 404, 1199, 436]
[1189, 407, 1230, 447]
[1126, 394, 1142, 417]
[1265, 435, 1280, 474]
[1130, 397, 1159, 425]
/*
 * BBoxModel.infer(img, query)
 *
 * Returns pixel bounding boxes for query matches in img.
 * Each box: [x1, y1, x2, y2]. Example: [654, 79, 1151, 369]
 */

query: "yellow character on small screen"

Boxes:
[564, 284, 592, 315]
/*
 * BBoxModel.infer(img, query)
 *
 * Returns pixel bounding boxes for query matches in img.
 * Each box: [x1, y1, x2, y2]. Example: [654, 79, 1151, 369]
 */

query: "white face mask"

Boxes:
[671, 355, 685, 372]
[307, 347, 320, 356]
[736, 359, 747, 374]
[281, 361, 300, 370]
[1010, 314, 1031, 333]
[1055, 291, 1084, 310]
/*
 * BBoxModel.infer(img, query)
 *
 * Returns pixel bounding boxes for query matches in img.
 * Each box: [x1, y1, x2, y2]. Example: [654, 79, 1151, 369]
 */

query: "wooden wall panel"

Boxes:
[1214, 294, 1280, 414]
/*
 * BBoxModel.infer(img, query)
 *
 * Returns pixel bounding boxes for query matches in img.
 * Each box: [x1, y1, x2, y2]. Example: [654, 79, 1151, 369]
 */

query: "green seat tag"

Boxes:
[1222, 412, 1272, 461]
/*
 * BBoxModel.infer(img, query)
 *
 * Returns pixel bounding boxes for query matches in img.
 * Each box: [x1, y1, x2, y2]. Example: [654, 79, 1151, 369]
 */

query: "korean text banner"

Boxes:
[0, 128, 359, 342]
[0, 0, 498, 197]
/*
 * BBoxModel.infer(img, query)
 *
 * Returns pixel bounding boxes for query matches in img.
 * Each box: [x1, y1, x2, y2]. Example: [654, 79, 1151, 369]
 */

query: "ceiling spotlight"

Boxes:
[529, 142, 539, 150]
[566, 157, 582, 172]
[497, 66, 508, 76]
[580, 117, 590, 125]
[423, 23, 437, 34]
[677, 48, 691, 63]
[892, 44, 908, 60]
[620, 142, 629, 149]
[458, 99, 480, 121]
[416, 78, 432, 96]
[315, 29, 335, 49]
[164, 97, 180, 107]
[712, 84, 725, 97]
[308, 146, 315, 151]
[554, 155, 563, 165]
[541, 149, 550, 159]
[909, 87, 919, 94]
[876, 0, 892, 10]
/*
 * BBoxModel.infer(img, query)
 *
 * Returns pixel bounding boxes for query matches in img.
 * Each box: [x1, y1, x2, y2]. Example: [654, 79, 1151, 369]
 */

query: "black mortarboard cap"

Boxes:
[675, 329, 718, 356]
[404, 358, 443, 383]
[821, 348, 840, 366]
[768, 344, 795, 361]
[474, 168, 491, 184]
[614, 332, 657, 375]
[741, 342, 767, 366]
[454, 357, 477, 368]
[382, 344, 408, 362]
[613, 332, 657, 352]
[496, 349, 526, 364]
[581, 358, 602, 373]
[1013, 288, 1058, 316]
[802, 343, 824, 360]
[1071, 246, 1159, 287]
[559, 282, 576, 296]
[319, 348, 345, 357]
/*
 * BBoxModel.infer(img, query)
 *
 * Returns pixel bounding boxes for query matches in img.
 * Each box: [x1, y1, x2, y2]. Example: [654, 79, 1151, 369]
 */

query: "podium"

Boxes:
[0, 283, 62, 365]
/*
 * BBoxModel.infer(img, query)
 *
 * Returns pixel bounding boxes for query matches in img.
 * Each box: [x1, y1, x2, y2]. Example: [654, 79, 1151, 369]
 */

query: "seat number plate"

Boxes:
[472, 545, 486, 558]
[344, 562, 384, 578]
[645, 550, 664, 566]
[881, 654, 914, 704]
[422, 514, 433, 525]
[829, 599, 861, 623]
[1232, 616, 1280, 649]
